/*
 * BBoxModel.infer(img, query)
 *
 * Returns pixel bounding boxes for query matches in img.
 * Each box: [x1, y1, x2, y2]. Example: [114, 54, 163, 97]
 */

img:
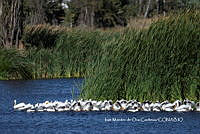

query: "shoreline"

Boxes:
[0, 76, 84, 81]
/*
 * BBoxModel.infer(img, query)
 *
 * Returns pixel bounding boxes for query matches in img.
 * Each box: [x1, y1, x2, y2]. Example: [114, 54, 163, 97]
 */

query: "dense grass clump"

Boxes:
[81, 10, 200, 102]
[0, 48, 32, 80]
[55, 30, 117, 77]
[1, 29, 115, 79]
[23, 25, 66, 48]
[25, 48, 62, 79]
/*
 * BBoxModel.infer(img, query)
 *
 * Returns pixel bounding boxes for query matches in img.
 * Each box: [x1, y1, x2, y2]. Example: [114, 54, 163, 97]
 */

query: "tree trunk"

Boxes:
[0, 2, 2, 17]
[144, 0, 152, 18]
[0, 0, 24, 48]
[139, 0, 144, 16]
[163, 0, 166, 16]
[157, 0, 164, 14]
[91, 7, 95, 28]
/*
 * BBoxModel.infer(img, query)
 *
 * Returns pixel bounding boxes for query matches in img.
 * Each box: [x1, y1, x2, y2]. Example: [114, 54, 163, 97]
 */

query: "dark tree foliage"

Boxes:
[24, 0, 65, 25]
[66, 0, 200, 27]
[45, 0, 65, 25]
[95, 0, 129, 27]
[66, 0, 130, 28]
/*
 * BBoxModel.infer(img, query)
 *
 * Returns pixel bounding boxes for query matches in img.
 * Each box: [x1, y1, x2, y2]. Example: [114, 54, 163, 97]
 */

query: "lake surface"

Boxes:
[0, 78, 199, 134]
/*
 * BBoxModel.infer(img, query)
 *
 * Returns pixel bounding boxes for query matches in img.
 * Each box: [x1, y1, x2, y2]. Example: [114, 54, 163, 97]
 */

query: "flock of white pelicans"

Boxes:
[14, 99, 200, 113]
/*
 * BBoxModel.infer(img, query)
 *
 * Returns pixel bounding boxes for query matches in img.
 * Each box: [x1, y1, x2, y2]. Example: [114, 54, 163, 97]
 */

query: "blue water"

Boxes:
[0, 78, 199, 134]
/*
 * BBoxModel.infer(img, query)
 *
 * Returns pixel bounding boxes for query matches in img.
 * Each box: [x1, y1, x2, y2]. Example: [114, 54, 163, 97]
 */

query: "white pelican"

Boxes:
[24, 103, 34, 110]
[92, 105, 100, 111]
[184, 99, 195, 106]
[91, 100, 102, 111]
[119, 100, 128, 110]
[82, 102, 93, 111]
[56, 102, 66, 109]
[96, 101, 102, 106]
[73, 102, 82, 112]
[153, 107, 161, 112]
[173, 100, 182, 108]
[175, 104, 192, 112]
[16, 103, 33, 111]
[196, 102, 200, 111]
[100, 100, 107, 111]
[112, 101, 121, 111]
[152, 102, 161, 112]
[14, 100, 26, 109]
[127, 102, 139, 112]
[141, 101, 151, 111]
[12, 99, 200, 113]
[35, 103, 44, 112]
[161, 102, 175, 111]
[104, 101, 113, 111]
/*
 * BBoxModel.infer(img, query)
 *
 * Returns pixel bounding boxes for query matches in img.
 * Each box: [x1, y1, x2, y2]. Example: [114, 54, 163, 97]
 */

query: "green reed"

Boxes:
[0, 48, 32, 80]
[1, 10, 199, 102]
[81, 10, 200, 102]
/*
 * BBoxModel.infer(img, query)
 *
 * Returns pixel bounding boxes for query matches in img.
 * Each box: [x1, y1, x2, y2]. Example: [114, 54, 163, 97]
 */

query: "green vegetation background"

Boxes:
[0, 10, 199, 102]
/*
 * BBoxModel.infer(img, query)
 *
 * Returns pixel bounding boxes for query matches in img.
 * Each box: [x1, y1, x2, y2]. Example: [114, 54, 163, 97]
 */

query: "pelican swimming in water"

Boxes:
[127, 102, 140, 112]
[92, 104, 100, 111]
[175, 103, 193, 112]
[151, 102, 161, 112]
[100, 100, 107, 111]
[112, 101, 121, 111]
[12, 99, 200, 113]
[141, 101, 151, 111]
[196, 102, 200, 112]
[161, 101, 175, 112]
[173, 100, 182, 108]
[119, 99, 128, 110]
[35, 103, 44, 112]
[17, 104, 32, 111]
[72, 102, 82, 112]
[103, 100, 113, 111]
[82, 101, 93, 111]
[92, 101, 101, 111]
[55, 102, 66, 111]
[173, 99, 193, 112]
[14, 100, 26, 110]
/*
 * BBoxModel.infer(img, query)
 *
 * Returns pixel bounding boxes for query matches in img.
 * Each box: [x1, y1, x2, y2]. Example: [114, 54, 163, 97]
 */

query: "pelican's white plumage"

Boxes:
[83, 102, 93, 111]
[175, 104, 192, 112]
[73, 102, 82, 112]
[13, 99, 200, 112]
[196, 102, 200, 112]
[14, 100, 26, 109]
[142, 102, 151, 111]
[112, 101, 121, 111]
